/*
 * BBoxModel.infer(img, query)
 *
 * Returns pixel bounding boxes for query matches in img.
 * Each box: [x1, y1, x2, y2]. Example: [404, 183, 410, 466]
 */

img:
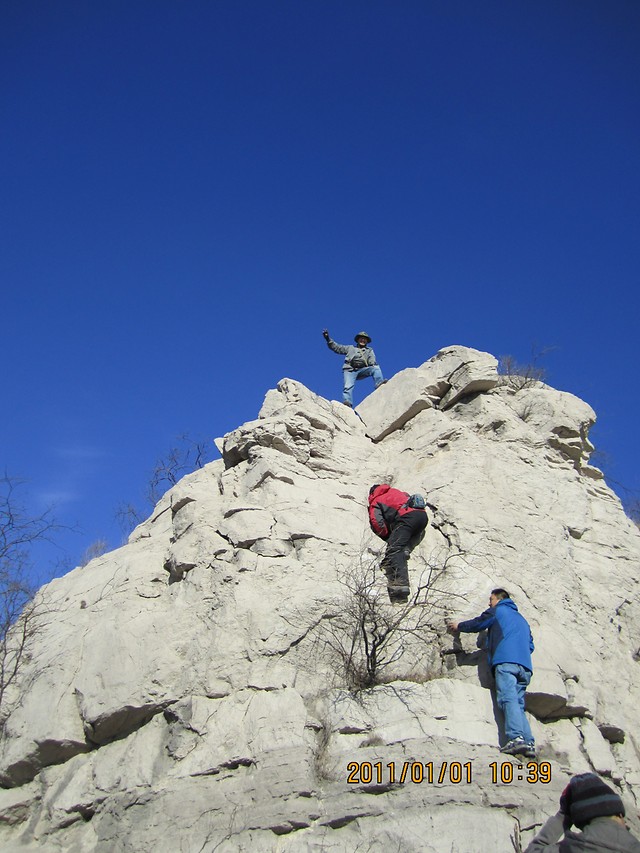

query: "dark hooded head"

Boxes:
[568, 774, 625, 829]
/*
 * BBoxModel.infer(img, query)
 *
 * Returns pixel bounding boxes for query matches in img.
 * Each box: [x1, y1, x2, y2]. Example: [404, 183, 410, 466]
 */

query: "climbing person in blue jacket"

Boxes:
[322, 329, 385, 407]
[447, 588, 535, 757]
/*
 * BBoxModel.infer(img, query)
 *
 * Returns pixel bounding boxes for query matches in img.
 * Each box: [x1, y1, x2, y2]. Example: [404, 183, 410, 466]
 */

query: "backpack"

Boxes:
[405, 493, 426, 510]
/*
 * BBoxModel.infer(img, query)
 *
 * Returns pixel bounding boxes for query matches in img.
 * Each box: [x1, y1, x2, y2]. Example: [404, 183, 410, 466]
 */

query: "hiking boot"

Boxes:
[387, 584, 410, 604]
[500, 737, 526, 755]
[522, 742, 537, 759]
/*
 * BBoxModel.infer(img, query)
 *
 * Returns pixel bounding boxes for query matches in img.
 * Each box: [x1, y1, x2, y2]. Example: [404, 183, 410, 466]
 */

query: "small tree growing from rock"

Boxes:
[498, 351, 548, 391]
[320, 545, 467, 691]
[116, 433, 212, 535]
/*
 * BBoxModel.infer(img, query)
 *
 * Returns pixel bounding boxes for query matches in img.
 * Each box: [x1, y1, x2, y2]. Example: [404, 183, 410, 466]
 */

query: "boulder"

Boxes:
[1, 347, 639, 851]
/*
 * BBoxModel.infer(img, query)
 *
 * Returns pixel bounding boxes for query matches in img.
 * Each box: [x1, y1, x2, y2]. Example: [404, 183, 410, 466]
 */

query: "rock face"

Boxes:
[1, 346, 639, 852]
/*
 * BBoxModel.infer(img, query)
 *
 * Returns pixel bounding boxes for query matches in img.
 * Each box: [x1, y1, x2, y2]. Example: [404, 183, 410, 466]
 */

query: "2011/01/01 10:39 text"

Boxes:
[346, 761, 552, 785]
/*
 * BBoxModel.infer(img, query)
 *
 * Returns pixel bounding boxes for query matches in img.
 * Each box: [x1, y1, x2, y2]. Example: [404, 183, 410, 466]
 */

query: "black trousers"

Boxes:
[382, 511, 428, 586]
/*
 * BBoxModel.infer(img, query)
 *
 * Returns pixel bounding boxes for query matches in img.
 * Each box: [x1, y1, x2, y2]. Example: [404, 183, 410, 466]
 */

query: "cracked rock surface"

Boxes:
[0, 346, 639, 852]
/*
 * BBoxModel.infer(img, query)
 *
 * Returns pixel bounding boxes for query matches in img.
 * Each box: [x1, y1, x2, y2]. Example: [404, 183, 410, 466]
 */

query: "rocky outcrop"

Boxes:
[0, 346, 638, 852]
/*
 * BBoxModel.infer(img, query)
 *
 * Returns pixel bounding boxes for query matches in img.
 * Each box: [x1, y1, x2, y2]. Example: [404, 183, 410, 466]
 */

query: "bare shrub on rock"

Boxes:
[498, 352, 547, 391]
[116, 433, 212, 535]
[145, 433, 210, 505]
[320, 545, 467, 692]
[79, 538, 109, 567]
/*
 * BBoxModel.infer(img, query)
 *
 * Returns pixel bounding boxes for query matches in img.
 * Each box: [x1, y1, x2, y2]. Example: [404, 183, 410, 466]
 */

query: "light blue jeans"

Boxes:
[343, 366, 384, 405]
[494, 662, 534, 744]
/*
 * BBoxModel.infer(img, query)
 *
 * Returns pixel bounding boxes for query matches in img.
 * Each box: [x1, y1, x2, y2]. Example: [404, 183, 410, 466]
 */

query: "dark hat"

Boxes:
[568, 774, 625, 829]
[354, 331, 372, 343]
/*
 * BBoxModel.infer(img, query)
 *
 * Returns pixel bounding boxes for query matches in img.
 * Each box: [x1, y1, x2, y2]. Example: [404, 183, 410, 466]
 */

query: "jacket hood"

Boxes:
[368, 484, 390, 504]
[570, 818, 640, 852]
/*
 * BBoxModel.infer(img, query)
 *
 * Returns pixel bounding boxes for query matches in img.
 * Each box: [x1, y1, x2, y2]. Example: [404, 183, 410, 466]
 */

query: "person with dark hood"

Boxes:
[322, 329, 385, 407]
[368, 484, 428, 603]
[525, 772, 640, 852]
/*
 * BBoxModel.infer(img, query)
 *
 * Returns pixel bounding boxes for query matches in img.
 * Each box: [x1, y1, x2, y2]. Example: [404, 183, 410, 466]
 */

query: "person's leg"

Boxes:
[354, 365, 385, 388]
[371, 364, 385, 387]
[495, 663, 525, 744]
[407, 511, 428, 550]
[383, 535, 409, 587]
[383, 513, 424, 587]
[515, 666, 534, 744]
[342, 370, 357, 405]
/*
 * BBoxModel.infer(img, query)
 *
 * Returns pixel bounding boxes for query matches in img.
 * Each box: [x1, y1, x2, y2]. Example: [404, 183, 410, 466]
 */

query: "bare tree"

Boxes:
[498, 348, 551, 391]
[145, 433, 210, 505]
[0, 476, 55, 619]
[116, 434, 212, 535]
[498, 355, 545, 391]
[79, 538, 109, 567]
[0, 476, 57, 721]
[115, 501, 147, 536]
[320, 545, 467, 691]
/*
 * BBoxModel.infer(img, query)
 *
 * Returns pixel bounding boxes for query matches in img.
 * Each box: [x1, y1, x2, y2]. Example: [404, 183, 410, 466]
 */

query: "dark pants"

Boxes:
[382, 511, 428, 587]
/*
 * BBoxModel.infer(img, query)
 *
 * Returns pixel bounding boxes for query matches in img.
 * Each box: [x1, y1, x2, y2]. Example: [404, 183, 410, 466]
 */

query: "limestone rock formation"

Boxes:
[0, 346, 639, 852]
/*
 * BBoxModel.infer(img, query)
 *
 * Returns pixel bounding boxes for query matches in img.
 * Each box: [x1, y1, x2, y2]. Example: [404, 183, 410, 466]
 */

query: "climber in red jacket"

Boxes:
[368, 484, 429, 603]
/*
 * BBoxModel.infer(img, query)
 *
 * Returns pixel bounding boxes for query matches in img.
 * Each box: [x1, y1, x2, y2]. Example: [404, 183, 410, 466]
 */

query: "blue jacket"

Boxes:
[458, 598, 534, 672]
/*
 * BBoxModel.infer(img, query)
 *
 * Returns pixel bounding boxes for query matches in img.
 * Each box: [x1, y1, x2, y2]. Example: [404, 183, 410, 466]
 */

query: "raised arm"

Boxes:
[322, 329, 349, 355]
[523, 812, 564, 852]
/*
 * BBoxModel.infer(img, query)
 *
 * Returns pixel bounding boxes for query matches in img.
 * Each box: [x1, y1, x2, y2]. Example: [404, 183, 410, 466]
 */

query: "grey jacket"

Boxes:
[525, 812, 640, 852]
[325, 337, 378, 371]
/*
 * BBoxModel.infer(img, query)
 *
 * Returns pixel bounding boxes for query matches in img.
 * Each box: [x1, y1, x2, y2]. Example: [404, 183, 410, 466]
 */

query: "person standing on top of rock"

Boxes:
[322, 329, 386, 407]
[368, 484, 428, 603]
[447, 588, 536, 758]
[524, 772, 640, 852]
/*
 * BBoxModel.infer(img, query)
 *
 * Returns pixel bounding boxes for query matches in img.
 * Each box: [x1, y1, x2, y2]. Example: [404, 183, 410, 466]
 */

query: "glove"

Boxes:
[322, 329, 330, 341]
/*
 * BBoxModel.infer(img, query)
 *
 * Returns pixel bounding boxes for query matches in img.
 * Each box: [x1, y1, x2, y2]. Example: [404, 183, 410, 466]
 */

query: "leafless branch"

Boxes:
[146, 434, 211, 506]
[498, 348, 550, 391]
[0, 476, 60, 723]
[318, 545, 468, 691]
[116, 434, 212, 536]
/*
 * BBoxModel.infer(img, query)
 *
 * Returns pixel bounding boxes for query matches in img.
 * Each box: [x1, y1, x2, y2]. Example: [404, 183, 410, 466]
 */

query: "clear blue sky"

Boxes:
[3, 1, 639, 584]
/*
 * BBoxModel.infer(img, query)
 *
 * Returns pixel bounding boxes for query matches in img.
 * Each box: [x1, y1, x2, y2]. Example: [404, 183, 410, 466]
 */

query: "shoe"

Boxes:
[342, 401, 353, 408]
[375, 380, 388, 389]
[388, 584, 410, 604]
[522, 742, 536, 759]
[500, 737, 526, 755]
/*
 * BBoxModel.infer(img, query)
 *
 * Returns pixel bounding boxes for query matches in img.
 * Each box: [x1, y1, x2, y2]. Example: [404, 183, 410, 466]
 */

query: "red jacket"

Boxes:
[368, 484, 421, 540]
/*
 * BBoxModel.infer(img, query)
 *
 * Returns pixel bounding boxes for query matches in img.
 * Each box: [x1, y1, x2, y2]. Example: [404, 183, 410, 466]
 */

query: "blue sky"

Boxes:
[2, 1, 639, 584]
